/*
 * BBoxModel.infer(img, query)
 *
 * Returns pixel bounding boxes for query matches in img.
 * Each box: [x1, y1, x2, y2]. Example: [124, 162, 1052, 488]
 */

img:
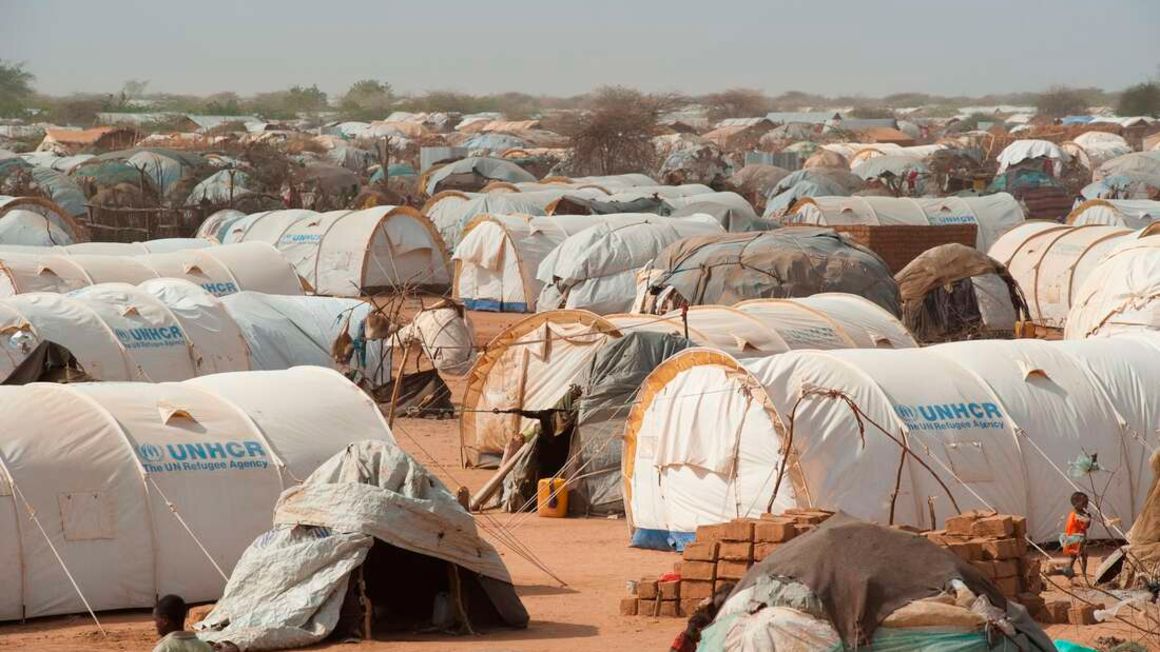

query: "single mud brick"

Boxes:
[679, 598, 702, 617]
[695, 523, 727, 543]
[1011, 515, 1027, 540]
[1068, 604, 1097, 626]
[923, 529, 948, 545]
[970, 515, 1014, 538]
[1043, 600, 1070, 624]
[753, 542, 779, 561]
[681, 580, 714, 600]
[637, 579, 658, 600]
[722, 519, 756, 542]
[981, 538, 1021, 560]
[795, 523, 818, 536]
[1023, 572, 1044, 594]
[970, 560, 998, 578]
[719, 541, 753, 562]
[683, 541, 719, 562]
[619, 597, 638, 616]
[994, 576, 1020, 596]
[790, 512, 830, 525]
[993, 559, 1019, 578]
[716, 559, 750, 580]
[681, 560, 716, 582]
[945, 513, 980, 536]
[754, 518, 797, 543]
[947, 540, 982, 561]
[659, 580, 680, 601]
[637, 597, 659, 617]
[659, 601, 680, 617]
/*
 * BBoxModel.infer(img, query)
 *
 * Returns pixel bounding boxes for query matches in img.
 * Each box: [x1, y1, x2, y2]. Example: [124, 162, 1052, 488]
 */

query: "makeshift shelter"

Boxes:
[220, 207, 451, 295]
[624, 333, 1160, 544]
[662, 191, 761, 232]
[1096, 152, 1160, 183]
[429, 192, 547, 248]
[453, 214, 610, 312]
[728, 165, 790, 210]
[786, 194, 1026, 251]
[988, 223, 1145, 330]
[0, 367, 397, 621]
[987, 168, 1074, 221]
[1062, 132, 1132, 174]
[761, 169, 865, 219]
[535, 214, 725, 314]
[1067, 199, 1160, 228]
[0, 196, 86, 246]
[423, 157, 536, 195]
[698, 515, 1053, 652]
[194, 440, 527, 650]
[850, 155, 929, 195]
[1065, 234, 1160, 340]
[996, 140, 1069, 177]
[185, 169, 252, 206]
[0, 242, 304, 298]
[633, 229, 901, 316]
[460, 296, 916, 469]
[895, 243, 1027, 342]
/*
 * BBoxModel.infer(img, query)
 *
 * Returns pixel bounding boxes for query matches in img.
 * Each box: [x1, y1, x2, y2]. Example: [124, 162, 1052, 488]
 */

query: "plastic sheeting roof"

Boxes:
[996, 140, 1069, 175]
[1067, 199, 1160, 229]
[0, 367, 395, 620]
[624, 334, 1160, 541]
[0, 196, 84, 247]
[1065, 235, 1160, 340]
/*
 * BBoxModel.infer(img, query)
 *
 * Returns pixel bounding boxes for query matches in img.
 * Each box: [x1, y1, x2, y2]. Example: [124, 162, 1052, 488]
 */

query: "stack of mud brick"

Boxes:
[621, 509, 833, 618]
[828, 224, 978, 273]
[923, 511, 1057, 621]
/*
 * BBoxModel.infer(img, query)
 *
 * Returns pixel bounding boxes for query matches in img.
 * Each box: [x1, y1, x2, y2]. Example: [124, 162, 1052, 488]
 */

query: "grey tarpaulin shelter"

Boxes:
[197, 440, 528, 650]
[567, 331, 692, 515]
[636, 228, 901, 316]
[423, 156, 536, 195]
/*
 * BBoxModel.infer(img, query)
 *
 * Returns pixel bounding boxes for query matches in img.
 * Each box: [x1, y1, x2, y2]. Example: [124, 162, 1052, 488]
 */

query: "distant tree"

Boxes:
[882, 92, 932, 108]
[1035, 85, 1091, 117]
[565, 86, 667, 176]
[339, 80, 395, 120]
[284, 84, 329, 114]
[43, 94, 104, 126]
[702, 88, 770, 123]
[1117, 82, 1160, 117]
[0, 60, 36, 117]
[121, 79, 149, 99]
[203, 92, 243, 115]
[769, 90, 825, 110]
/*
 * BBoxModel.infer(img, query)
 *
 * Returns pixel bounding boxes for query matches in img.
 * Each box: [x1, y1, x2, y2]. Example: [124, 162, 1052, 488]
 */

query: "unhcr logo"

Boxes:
[135, 440, 270, 473]
[280, 233, 322, 244]
[200, 282, 238, 296]
[113, 325, 185, 350]
[894, 401, 1005, 432]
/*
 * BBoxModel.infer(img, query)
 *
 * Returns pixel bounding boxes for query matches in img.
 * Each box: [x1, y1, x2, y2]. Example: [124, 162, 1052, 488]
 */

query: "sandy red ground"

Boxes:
[0, 310, 1150, 651]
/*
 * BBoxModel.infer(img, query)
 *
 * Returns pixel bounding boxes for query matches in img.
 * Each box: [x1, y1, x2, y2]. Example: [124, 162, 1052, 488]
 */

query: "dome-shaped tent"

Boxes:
[1066, 199, 1160, 229]
[787, 194, 1025, 251]
[1096, 152, 1160, 183]
[459, 296, 915, 468]
[1065, 234, 1160, 340]
[535, 214, 725, 314]
[0, 196, 86, 246]
[0, 242, 304, 298]
[988, 223, 1147, 331]
[196, 209, 248, 242]
[895, 243, 1026, 342]
[452, 213, 615, 312]
[1062, 132, 1132, 174]
[634, 229, 901, 316]
[996, 139, 1069, 176]
[219, 207, 451, 296]
[423, 156, 536, 195]
[0, 367, 395, 621]
[624, 334, 1160, 544]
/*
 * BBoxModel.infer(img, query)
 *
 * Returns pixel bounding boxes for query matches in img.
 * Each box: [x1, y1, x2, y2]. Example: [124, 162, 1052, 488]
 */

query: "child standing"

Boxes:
[1061, 491, 1092, 582]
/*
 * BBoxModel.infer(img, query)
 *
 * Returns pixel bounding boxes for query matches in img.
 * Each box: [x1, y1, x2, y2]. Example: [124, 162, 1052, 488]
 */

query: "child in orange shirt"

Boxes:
[1061, 491, 1092, 581]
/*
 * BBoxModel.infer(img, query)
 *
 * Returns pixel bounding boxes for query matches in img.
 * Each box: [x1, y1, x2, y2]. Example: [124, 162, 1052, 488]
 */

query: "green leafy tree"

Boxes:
[0, 60, 35, 117]
[203, 92, 243, 116]
[1117, 82, 1160, 117]
[284, 84, 329, 114]
[1035, 86, 1093, 117]
[339, 80, 395, 120]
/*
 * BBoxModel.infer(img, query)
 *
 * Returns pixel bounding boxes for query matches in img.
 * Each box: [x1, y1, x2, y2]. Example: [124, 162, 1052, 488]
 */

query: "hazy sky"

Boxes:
[3, 0, 1158, 98]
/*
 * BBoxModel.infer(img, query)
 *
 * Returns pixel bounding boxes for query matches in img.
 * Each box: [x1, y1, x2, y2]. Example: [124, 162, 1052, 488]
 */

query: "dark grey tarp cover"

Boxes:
[567, 332, 693, 515]
[424, 156, 536, 195]
[641, 228, 902, 316]
[732, 514, 1053, 650]
[560, 192, 760, 232]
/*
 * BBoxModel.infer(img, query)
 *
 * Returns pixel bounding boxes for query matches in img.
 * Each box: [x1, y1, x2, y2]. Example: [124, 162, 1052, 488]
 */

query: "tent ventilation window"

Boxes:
[58, 491, 116, 540]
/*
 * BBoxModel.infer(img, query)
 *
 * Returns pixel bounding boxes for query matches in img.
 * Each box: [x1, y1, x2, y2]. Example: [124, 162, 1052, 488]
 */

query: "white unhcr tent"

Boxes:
[459, 297, 915, 466]
[624, 334, 1160, 545]
[988, 223, 1147, 330]
[0, 196, 87, 246]
[1065, 235, 1160, 339]
[0, 367, 395, 620]
[0, 280, 387, 385]
[1067, 199, 1160, 229]
[220, 207, 451, 296]
[1062, 132, 1132, 173]
[786, 194, 1026, 251]
[535, 214, 725, 314]
[0, 238, 211, 256]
